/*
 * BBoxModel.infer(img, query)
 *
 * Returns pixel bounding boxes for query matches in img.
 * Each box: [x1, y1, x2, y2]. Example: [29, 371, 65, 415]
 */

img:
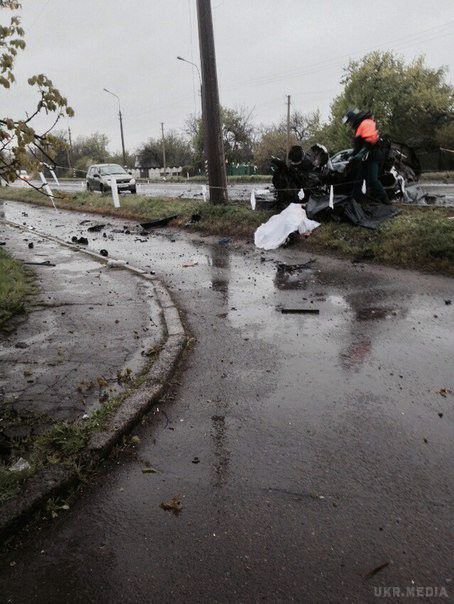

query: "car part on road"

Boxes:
[279, 308, 320, 314]
[87, 223, 106, 232]
[306, 194, 400, 230]
[140, 215, 179, 230]
[24, 260, 55, 267]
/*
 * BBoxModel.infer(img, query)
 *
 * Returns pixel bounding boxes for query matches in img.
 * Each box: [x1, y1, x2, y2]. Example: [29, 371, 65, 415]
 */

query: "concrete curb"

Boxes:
[0, 220, 188, 538]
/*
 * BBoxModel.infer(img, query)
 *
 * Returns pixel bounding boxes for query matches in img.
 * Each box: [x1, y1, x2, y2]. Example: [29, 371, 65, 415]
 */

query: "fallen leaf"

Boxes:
[364, 561, 390, 580]
[160, 495, 182, 514]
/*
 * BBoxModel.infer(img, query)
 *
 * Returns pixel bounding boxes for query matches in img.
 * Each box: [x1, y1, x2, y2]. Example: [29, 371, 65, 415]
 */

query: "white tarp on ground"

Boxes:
[254, 203, 320, 250]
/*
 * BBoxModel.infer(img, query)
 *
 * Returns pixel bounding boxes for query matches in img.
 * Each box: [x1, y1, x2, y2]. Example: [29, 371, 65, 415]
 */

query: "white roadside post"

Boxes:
[329, 185, 334, 209]
[38, 171, 57, 210]
[250, 189, 256, 210]
[110, 176, 120, 208]
[42, 162, 59, 186]
[50, 169, 59, 186]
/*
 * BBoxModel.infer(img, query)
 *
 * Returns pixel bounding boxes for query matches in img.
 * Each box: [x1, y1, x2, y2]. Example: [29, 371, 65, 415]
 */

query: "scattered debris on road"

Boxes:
[141, 465, 157, 474]
[87, 224, 106, 232]
[24, 260, 55, 267]
[140, 215, 179, 230]
[71, 236, 88, 245]
[276, 259, 316, 272]
[99, 249, 109, 257]
[9, 457, 31, 473]
[364, 561, 390, 580]
[160, 495, 182, 514]
[280, 307, 320, 315]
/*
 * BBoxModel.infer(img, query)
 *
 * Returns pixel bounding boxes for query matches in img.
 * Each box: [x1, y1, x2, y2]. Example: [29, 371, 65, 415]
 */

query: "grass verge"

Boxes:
[2, 187, 454, 275]
[0, 248, 35, 328]
[420, 171, 454, 183]
[0, 347, 160, 505]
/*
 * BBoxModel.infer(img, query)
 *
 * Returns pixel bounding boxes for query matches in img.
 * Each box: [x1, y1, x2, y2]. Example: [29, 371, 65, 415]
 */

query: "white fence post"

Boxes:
[50, 169, 60, 186]
[111, 178, 120, 208]
[39, 172, 57, 210]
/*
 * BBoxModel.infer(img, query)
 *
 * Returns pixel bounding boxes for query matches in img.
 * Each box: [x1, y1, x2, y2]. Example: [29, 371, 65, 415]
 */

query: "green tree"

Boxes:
[253, 110, 321, 173]
[71, 133, 110, 172]
[222, 107, 255, 164]
[253, 127, 297, 174]
[435, 122, 454, 149]
[281, 109, 322, 146]
[324, 51, 454, 151]
[109, 150, 134, 168]
[186, 106, 256, 169]
[0, 1, 73, 185]
[136, 131, 192, 169]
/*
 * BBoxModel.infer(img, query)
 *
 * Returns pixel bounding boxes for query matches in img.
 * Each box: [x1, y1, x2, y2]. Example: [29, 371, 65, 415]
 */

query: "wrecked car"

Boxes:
[269, 140, 421, 211]
[250, 141, 428, 230]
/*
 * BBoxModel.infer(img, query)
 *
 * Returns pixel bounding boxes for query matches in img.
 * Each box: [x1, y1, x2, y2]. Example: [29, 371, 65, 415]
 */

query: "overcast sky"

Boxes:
[3, 0, 454, 154]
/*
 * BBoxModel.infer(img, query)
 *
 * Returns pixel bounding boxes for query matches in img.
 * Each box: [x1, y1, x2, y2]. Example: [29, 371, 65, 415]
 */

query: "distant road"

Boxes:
[13, 179, 454, 205]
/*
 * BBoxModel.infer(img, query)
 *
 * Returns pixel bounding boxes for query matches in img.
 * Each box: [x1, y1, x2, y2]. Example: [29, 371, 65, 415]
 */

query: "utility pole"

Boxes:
[161, 122, 167, 178]
[103, 88, 127, 166]
[119, 109, 126, 166]
[196, 0, 228, 204]
[67, 126, 73, 170]
[286, 95, 291, 162]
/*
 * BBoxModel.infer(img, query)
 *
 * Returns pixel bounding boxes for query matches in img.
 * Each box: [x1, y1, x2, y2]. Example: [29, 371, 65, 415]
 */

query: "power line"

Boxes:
[223, 19, 454, 90]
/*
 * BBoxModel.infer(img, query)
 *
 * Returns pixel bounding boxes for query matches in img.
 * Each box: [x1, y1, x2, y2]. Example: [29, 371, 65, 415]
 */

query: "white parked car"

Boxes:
[86, 164, 136, 194]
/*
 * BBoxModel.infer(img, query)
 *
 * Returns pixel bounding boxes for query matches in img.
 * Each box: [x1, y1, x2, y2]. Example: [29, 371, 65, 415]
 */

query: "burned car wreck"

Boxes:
[263, 141, 422, 229]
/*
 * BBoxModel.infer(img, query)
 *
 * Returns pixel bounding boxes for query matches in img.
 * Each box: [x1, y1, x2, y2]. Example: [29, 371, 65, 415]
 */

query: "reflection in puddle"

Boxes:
[356, 306, 398, 321]
[274, 265, 315, 290]
[340, 291, 408, 372]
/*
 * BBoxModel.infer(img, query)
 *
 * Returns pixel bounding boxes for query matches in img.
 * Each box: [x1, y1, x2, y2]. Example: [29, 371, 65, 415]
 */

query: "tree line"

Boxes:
[45, 51, 454, 176]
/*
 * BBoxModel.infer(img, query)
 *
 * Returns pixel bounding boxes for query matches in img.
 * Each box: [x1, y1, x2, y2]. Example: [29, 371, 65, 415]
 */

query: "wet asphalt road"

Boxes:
[0, 200, 453, 603]
[16, 179, 454, 205]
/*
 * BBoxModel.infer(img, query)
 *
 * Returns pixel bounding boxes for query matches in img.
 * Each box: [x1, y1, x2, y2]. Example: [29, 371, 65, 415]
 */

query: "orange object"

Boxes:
[355, 118, 379, 144]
